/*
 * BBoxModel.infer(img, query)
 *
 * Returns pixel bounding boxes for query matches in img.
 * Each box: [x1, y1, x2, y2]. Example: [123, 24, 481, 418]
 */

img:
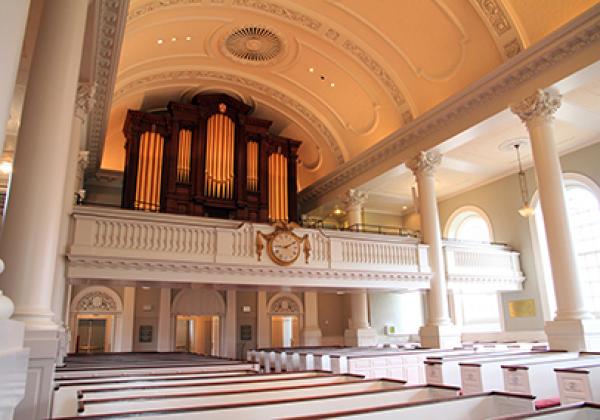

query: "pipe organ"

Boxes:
[122, 93, 301, 223]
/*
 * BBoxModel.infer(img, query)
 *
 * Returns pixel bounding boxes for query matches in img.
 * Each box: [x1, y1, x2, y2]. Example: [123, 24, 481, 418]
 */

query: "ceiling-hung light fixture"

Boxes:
[514, 143, 534, 217]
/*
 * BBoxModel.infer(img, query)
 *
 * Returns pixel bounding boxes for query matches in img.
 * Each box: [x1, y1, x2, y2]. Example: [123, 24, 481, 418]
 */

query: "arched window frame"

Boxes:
[444, 205, 494, 243]
[530, 172, 600, 321]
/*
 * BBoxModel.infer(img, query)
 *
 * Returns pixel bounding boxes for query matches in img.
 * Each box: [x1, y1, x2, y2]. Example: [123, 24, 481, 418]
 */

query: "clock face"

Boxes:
[269, 231, 301, 265]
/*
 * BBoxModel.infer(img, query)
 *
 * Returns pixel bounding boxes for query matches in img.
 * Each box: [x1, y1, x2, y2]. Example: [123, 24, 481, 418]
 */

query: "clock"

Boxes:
[256, 222, 310, 266]
[268, 230, 301, 266]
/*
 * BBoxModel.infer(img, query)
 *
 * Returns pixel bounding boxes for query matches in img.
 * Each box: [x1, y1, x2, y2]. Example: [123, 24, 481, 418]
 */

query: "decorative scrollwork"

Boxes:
[76, 291, 117, 312]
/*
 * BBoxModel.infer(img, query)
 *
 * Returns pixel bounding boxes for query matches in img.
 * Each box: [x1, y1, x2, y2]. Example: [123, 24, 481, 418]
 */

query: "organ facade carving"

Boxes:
[122, 93, 301, 223]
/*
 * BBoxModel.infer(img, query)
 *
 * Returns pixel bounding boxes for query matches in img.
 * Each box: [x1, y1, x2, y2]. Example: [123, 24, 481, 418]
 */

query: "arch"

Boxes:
[444, 205, 494, 242]
[69, 286, 124, 353]
[71, 286, 124, 314]
[267, 292, 304, 315]
[530, 172, 600, 320]
[172, 289, 226, 316]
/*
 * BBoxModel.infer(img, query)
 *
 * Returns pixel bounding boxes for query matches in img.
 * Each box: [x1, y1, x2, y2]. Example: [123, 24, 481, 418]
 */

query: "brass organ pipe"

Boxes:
[277, 153, 282, 221]
[217, 114, 223, 198]
[155, 133, 163, 211]
[283, 154, 288, 221]
[280, 153, 285, 221]
[268, 154, 273, 220]
[223, 115, 228, 199]
[206, 116, 214, 196]
[135, 132, 144, 209]
[149, 131, 156, 210]
[141, 131, 150, 210]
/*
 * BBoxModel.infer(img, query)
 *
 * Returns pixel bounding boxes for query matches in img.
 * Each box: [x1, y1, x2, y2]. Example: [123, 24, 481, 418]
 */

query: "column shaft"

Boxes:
[157, 288, 171, 352]
[301, 291, 322, 346]
[257, 291, 269, 348]
[224, 290, 237, 358]
[0, 0, 30, 154]
[0, 0, 88, 329]
[121, 287, 136, 352]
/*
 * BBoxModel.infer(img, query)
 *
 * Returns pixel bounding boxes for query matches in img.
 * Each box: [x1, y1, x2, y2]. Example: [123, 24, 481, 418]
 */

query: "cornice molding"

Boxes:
[298, 5, 600, 210]
[86, 0, 130, 177]
[67, 256, 434, 284]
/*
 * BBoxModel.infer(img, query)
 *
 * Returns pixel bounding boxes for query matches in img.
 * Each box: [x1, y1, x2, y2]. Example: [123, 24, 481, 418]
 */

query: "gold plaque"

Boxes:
[508, 299, 536, 318]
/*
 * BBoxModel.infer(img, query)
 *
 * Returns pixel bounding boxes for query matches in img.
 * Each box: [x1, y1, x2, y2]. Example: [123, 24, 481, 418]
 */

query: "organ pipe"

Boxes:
[135, 128, 163, 211]
[177, 129, 191, 183]
[247, 141, 258, 191]
[268, 152, 288, 221]
[205, 113, 235, 199]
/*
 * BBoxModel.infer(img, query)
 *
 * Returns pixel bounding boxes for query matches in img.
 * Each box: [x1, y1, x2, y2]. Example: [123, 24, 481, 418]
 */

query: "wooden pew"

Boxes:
[54, 384, 460, 419]
[280, 391, 536, 420]
[52, 372, 360, 418]
[54, 361, 259, 379]
[76, 378, 408, 416]
[501, 353, 600, 402]
[460, 352, 578, 395]
[425, 350, 549, 387]
[492, 402, 600, 419]
[555, 363, 600, 404]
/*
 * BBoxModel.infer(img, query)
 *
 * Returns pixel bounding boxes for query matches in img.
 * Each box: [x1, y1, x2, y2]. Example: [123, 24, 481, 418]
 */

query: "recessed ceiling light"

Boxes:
[186, 36, 192, 41]
[157, 39, 164, 44]
[402, 205, 408, 210]
[330, 82, 335, 87]
[171, 37, 177, 42]
[308, 67, 314, 72]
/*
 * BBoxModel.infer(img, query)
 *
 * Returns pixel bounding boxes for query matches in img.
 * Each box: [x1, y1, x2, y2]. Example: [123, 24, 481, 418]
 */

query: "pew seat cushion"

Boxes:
[535, 397, 561, 410]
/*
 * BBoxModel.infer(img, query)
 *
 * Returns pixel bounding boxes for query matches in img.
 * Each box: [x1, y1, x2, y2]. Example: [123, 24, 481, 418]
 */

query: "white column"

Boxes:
[121, 287, 136, 352]
[0, 2, 89, 418]
[407, 151, 460, 349]
[224, 290, 237, 358]
[301, 292, 322, 346]
[344, 291, 377, 347]
[0, 0, 30, 154]
[512, 89, 600, 351]
[343, 189, 368, 228]
[51, 83, 94, 365]
[157, 288, 171, 352]
[257, 290, 269, 348]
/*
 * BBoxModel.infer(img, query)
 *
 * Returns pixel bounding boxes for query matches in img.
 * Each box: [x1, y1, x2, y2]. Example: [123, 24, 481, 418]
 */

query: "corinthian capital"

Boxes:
[343, 189, 368, 209]
[75, 82, 96, 119]
[406, 150, 442, 176]
[511, 89, 561, 124]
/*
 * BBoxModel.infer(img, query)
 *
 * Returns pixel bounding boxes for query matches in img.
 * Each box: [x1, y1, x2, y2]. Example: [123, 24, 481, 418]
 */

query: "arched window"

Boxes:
[445, 206, 493, 243]
[532, 174, 600, 319]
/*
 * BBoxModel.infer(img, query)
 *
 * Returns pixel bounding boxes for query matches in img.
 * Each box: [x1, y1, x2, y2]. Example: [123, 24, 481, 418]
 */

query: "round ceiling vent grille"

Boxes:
[224, 26, 283, 64]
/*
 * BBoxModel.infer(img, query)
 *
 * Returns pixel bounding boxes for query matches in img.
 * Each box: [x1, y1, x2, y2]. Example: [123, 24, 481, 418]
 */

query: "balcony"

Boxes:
[67, 206, 523, 291]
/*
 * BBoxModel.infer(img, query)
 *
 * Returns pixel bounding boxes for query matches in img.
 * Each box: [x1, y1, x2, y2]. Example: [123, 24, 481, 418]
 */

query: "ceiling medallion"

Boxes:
[223, 26, 284, 65]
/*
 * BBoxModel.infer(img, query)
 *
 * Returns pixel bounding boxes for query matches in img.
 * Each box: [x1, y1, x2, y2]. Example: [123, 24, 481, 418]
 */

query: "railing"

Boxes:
[299, 220, 420, 238]
[67, 206, 432, 289]
[67, 206, 524, 291]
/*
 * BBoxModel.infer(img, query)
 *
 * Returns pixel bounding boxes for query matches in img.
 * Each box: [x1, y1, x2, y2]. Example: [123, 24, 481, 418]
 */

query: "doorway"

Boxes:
[76, 315, 113, 353]
[271, 315, 299, 347]
[175, 315, 220, 355]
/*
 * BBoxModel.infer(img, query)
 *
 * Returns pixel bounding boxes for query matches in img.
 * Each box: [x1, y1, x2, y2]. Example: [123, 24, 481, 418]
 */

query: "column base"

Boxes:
[301, 327, 322, 346]
[419, 324, 461, 349]
[344, 327, 377, 347]
[545, 319, 600, 351]
[14, 327, 60, 420]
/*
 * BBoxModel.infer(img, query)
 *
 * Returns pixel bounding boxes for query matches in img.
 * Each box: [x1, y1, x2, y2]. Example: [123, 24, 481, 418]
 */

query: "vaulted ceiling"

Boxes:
[99, 0, 598, 191]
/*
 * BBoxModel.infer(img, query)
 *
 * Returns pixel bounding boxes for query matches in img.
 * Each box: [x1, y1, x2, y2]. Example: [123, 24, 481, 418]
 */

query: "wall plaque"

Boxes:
[508, 299, 536, 318]
[240, 324, 252, 341]
[139, 325, 153, 343]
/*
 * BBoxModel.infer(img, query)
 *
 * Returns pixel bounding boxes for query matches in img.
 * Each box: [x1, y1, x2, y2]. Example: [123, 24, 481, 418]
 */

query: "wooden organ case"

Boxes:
[122, 94, 301, 222]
